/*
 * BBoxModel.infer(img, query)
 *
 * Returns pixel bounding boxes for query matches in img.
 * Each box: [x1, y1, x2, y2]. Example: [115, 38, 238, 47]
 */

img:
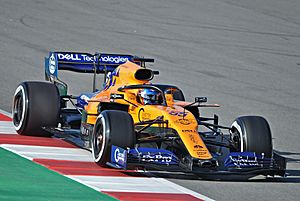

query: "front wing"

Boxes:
[108, 145, 286, 179]
[47, 128, 286, 179]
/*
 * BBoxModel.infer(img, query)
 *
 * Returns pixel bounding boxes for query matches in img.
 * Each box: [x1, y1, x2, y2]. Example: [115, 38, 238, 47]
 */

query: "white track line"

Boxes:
[72, 176, 180, 193]
[1, 144, 94, 162]
[70, 175, 215, 201]
[0, 121, 17, 134]
[0, 108, 12, 118]
[0, 145, 33, 160]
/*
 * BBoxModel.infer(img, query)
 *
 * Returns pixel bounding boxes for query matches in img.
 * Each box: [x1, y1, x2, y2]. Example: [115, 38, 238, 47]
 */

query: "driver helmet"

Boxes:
[138, 89, 162, 105]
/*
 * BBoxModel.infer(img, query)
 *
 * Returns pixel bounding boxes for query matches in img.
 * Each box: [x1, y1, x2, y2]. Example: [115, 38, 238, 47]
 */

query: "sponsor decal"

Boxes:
[128, 148, 179, 165]
[111, 145, 127, 168]
[141, 153, 172, 163]
[56, 53, 132, 64]
[138, 108, 151, 122]
[80, 123, 92, 136]
[169, 110, 188, 117]
[58, 53, 81, 61]
[114, 148, 126, 165]
[57, 53, 94, 62]
[81, 126, 86, 136]
[196, 151, 208, 156]
[80, 126, 89, 136]
[142, 113, 151, 121]
[110, 93, 124, 99]
[229, 156, 259, 167]
[49, 53, 56, 74]
[100, 55, 130, 64]
[182, 129, 196, 133]
[224, 152, 270, 168]
[176, 118, 191, 125]
[82, 55, 94, 62]
[194, 144, 203, 149]
[103, 68, 120, 90]
[188, 133, 199, 144]
[192, 142, 207, 156]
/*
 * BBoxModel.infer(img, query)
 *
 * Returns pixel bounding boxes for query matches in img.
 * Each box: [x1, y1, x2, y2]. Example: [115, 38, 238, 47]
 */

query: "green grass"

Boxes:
[0, 148, 117, 201]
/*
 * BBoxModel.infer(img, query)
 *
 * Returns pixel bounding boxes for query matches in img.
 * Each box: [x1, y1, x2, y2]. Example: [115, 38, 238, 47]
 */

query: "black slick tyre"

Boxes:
[12, 81, 60, 137]
[230, 116, 273, 158]
[91, 110, 135, 166]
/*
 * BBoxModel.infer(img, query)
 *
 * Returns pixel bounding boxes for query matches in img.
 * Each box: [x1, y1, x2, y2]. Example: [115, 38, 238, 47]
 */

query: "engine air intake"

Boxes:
[134, 69, 154, 81]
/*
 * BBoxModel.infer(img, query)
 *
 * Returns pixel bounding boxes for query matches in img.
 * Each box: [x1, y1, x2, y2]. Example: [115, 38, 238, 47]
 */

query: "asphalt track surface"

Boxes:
[0, 0, 299, 200]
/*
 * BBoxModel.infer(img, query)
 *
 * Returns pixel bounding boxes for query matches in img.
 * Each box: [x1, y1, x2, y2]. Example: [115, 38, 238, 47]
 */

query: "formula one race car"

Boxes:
[12, 52, 286, 179]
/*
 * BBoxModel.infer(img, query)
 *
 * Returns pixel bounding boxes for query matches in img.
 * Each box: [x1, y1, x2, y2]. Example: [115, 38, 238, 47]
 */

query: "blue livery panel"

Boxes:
[45, 52, 140, 79]
[45, 53, 58, 77]
[76, 92, 97, 108]
[224, 152, 272, 168]
[111, 145, 127, 169]
[110, 146, 180, 167]
[129, 147, 180, 165]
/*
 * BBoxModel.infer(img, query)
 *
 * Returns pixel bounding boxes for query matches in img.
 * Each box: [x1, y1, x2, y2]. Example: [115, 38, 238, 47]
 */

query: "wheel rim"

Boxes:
[12, 86, 26, 130]
[231, 121, 243, 152]
[92, 116, 106, 162]
[231, 129, 241, 152]
[94, 123, 103, 157]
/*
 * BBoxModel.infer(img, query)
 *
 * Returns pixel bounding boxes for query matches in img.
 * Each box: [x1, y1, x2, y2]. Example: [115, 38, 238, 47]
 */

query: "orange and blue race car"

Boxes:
[12, 51, 286, 179]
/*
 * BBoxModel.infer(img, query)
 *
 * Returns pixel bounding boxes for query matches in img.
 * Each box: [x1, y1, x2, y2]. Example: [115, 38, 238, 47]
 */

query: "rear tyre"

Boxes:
[12, 82, 60, 137]
[230, 116, 273, 158]
[92, 110, 135, 166]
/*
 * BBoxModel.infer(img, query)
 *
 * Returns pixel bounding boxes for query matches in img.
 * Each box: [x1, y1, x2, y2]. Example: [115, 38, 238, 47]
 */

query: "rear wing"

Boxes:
[45, 51, 154, 92]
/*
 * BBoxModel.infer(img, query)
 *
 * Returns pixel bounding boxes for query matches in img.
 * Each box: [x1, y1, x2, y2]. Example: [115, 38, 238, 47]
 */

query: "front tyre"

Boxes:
[91, 110, 135, 166]
[230, 116, 273, 158]
[12, 82, 60, 137]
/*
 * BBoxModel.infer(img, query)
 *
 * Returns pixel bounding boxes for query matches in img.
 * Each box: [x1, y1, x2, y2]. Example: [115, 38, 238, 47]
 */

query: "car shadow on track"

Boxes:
[275, 150, 300, 163]
[146, 171, 300, 183]
[144, 161, 300, 183]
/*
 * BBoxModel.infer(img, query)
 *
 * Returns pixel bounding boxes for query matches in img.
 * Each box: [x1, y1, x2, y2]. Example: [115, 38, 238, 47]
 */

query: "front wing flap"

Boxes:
[108, 145, 287, 178]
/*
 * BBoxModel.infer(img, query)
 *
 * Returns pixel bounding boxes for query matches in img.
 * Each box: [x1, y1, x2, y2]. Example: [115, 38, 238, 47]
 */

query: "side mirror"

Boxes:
[195, 97, 207, 103]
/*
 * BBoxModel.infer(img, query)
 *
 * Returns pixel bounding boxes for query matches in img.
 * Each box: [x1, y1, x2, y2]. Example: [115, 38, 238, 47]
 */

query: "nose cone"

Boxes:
[194, 158, 218, 168]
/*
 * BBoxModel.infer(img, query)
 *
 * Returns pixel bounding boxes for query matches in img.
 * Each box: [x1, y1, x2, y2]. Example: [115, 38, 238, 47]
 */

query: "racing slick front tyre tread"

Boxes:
[92, 110, 136, 167]
[231, 116, 273, 158]
[12, 81, 60, 137]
